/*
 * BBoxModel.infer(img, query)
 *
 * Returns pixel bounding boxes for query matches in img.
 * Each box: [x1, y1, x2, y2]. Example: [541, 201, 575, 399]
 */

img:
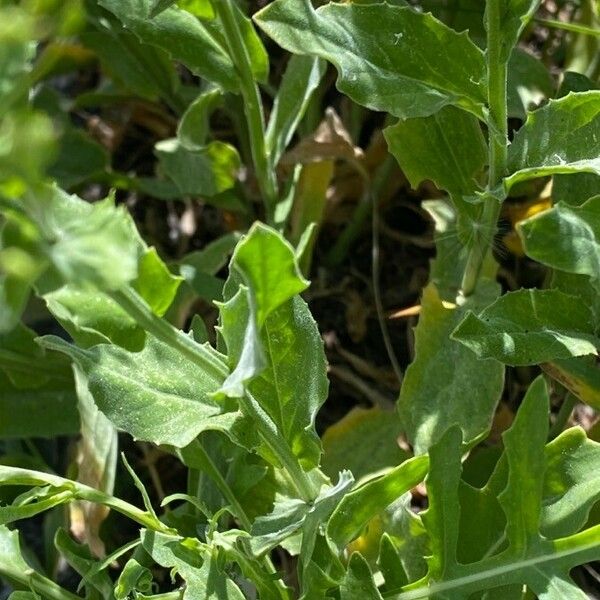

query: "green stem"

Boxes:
[240, 391, 318, 502]
[112, 287, 317, 503]
[181, 441, 289, 598]
[460, 0, 508, 298]
[109, 288, 228, 382]
[182, 440, 252, 530]
[535, 17, 600, 38]
[214, 0, 278, 221]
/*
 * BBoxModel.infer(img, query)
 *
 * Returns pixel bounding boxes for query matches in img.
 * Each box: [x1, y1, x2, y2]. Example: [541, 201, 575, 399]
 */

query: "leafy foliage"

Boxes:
[1, 0, 600, 598]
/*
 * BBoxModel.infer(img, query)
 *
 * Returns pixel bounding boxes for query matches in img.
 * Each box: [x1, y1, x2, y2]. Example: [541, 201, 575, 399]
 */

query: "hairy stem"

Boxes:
[214, 0, 278, 221]
[460, 0, 508, 297]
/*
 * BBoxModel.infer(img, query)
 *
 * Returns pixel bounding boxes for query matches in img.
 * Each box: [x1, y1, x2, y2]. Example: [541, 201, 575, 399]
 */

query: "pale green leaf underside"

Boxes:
[519, 195, 600, 283]
[452, 289, 599, 366]
[254, 0, 487, 119]
[505, 91, 600, 190]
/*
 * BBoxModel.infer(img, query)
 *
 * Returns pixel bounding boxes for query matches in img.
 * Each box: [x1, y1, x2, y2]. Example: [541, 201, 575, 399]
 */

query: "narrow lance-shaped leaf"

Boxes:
[70, 364, 118, 558]
[504, 91, 600, 191]
[452, 289, 599, 366]
[254, 0, 487, 119]
[328, 455, 429, 551]
[266, 55, 326, 166]
[518, 195, 600, 285]
[498, 376, 548, 557]
[421, 426, 464, 592]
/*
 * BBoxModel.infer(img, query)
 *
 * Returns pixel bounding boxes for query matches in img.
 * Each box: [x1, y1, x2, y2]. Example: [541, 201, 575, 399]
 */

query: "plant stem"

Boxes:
[110, 288, 229, 382]
[460, 0, 508, 297]
[240, 391, 318, 502]
[112, 287, 317, 503]
[183, 440, 252, 530]
[214, 0, 278, 221]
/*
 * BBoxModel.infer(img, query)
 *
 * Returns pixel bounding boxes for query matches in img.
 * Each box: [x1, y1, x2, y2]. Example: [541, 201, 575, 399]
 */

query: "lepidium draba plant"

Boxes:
[1, 0, 600, 598]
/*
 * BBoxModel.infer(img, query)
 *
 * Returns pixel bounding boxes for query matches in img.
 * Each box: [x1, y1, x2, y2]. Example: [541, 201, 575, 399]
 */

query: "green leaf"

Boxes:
[134, 247, 182, 317]
[229, 0, 269, 84]
[80, 26, 179, 102]
[179, 232, 240, 301]
[542, 427, 600, 538]
[541, 356, 600, 410]
[507, 48, 554, 120]
[553, 172, 600, 206]
[421, 426, 463, 586]
[98, 0, 239, 91]
[452, 289, 599, 366]
[0, 525, 80, 600]
[48, 129, 109, 190]
[229, 222, 309, 327]
[340, 553, 383, 600]
[0, 8, 34, 110]
[178, 87, 222, 149]
[391, 378, 600, 599]
[44, 286, 146, 351]
[321, 407, 409, 483]
[0, 372, 80, 438]
[328, 455, 428, 551]
[385, 105, 487, 197]
[398, 283, 504, 454]
[40, 334, 234, 448]
[250, 473, 353, 556]
[115, 558, 153, 599]
[518, 196, 600, 284]
[266, 55, 326, 166]
[22, 186, 139, 291]
[53, 528, 115, 598]
[493, 0, 541, 64]
[155, 139, 240, 197]
[499, 377, 548, 555]
[219, 291, 325, 467]
[254, 0, 487, 119]
[141, 530, 245, 599]
[504, 91, 600, 191]
[0, 110, 56, 194]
